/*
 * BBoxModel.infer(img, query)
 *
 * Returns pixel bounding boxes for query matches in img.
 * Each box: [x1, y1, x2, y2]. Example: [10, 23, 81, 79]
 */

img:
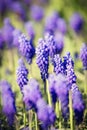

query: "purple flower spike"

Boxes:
[71, 84, 85, 125]
[80, 43, 87, 70]
[2, 18, 14, 48]
[44, 33, 57, 59]
[45, 11, 59, 33]
[47, 106, 56, 124]
[69, 13, 84, 33]
[36, 97, 56, 127]
[53, 54, 64, 75]
[63, 52, 77, 86]
[30, 5, 44, 21]
[25, 22, 35, 39]
[57, 18, 67, 34]
[10, 2, 26, 21]
[19, 34, 35, 64]
[55, 33, 64, 54]
[48, 74, 57, 104]
[36, 98, 49, 128]
[0, 80, 16, 125]
[16, 59, 29, 90]
[36, 38, 49, 81]
[22, 78, 42, 110]
[55, 74, 69, 120]
[13, 29, 22, 47]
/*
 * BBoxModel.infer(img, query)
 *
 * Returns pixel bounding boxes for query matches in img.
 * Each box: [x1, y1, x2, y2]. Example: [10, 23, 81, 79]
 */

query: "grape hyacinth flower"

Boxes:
[16, 59, 29, 90]
[80, 43, 87, 70]
[30, 5, 44, 21]
[71, 84, 85, 125]
[22, 78, 42, 110]
[57, 18, 67, 34]
[54, 33, 64, 54]
[55, 74, 69, 120]
[53, 54, 64, 75]
[36, 98, 56, 129]
[10, 2, 26, 21]
[69, 13, 84, 33]
[48, 74, 57, 105]
[0, 80, 16, 125]
[19, 34, 35, 64]
[36, 38, 49, 82]
[2, 18, 14, 48]
[13, 29, 22, 47]
[25, 22, 35, 39]
[45, 11, 59, 34]
[63, 52, 77, 87]
[44, 33, 57, 60]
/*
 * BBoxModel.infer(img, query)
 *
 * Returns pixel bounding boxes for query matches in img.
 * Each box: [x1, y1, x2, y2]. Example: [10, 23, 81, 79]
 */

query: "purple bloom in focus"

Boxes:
[45, 11, 59, 33]
[22, 78, 42, 110]
[69, 13, 84, 33]
[2, 18, 14, 48]
[19, 34, 35, 64]
[16, 59, 29, 90]
[57, 18, 67, 34]
[44, 33, 57, 59]
[25, 22, 35, 39]
[30, 5, 44, 21]
[63, 52, 77, 86]
[53, 54, 64, 75]
[80, 43, 87, 70]
[0, 80, 16, 125]
[13, 29, 22, 47]
[36, 38, 49, 81]
[71, 84, 85, 125]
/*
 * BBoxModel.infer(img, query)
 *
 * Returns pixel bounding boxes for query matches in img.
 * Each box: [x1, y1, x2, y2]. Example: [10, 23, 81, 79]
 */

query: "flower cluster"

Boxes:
[13, 29, 22, 47]
[44, 33, 58, 60]
[53, 54, 64, 75]
[36, 98, 56, 128]
[69, 13, 84, 33]
[22, 78, 42, 110]
[2, 18, 14, 48]
[80, 43, 87, 70]
[36, 38, 49, 81]
[0, 80, 16, 125]
[30, 5, 44, 21]
[25, 22, 35, 39]
[63, 52, 77, 86]
[45, 11, 59, 33]
[19, 34, 35, 64]
[71, 84, 85, 125]
[16, 59, 29, 90]
[48, 74, 69, 120]
[57, 18, 67, 34]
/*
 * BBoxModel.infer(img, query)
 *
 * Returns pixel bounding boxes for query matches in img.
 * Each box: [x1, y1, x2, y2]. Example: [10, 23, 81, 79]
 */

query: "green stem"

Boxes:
[59, 101, 62, 129]
[35, 113, 38, 130]
[29, 110, 32, 130]
[69, 90, 74, 130]
[23, 104, 26, 127]
[46, 80, 52, 106]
